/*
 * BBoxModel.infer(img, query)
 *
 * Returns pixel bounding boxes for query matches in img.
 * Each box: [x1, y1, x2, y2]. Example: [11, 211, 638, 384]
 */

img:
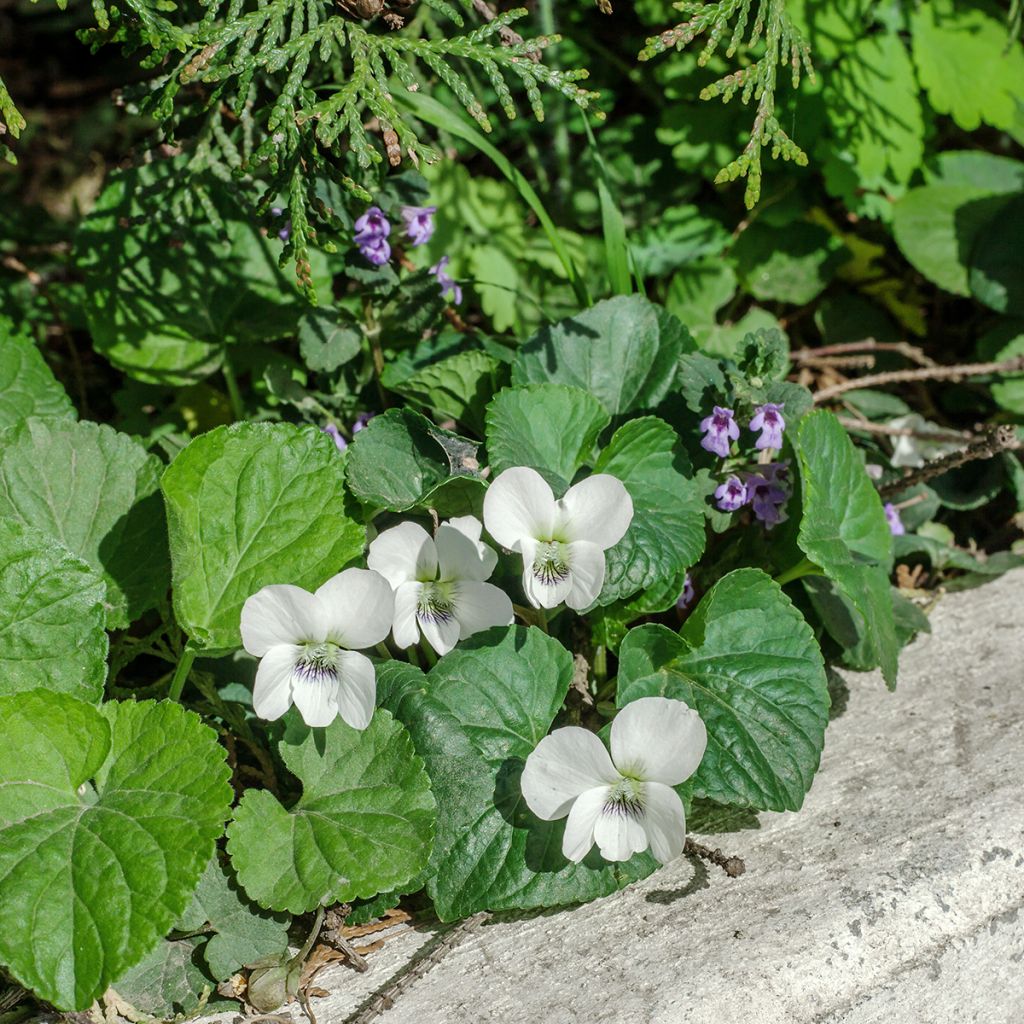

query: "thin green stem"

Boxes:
[296, 906, 325, 964]
[536, 606, 549, 634]
[595, 676, 617, 705]
[167, 647, 197, 703]
[375, 642, 394, 661]
[221, 347, 245, 422]
[773, 556, 823, 587]
[421, 644, 438, 669]
[593, 644, 607, 685]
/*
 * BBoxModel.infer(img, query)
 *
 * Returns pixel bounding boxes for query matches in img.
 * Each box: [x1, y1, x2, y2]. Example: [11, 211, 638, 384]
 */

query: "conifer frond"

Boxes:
[640, 0, 814, 208]
[0, 77, 26, 164]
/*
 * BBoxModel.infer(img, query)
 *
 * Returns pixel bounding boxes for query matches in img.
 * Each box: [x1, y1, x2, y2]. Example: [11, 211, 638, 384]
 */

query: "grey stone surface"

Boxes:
[203, 570, 1024, 1024]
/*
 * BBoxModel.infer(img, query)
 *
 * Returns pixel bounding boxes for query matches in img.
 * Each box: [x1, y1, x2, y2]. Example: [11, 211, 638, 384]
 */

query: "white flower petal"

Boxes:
[240, 585, 325, 656]
[640, 782, 687, 864]
[445, 515, 483, 545]
[315, 568, 395, 650]
[452, 581, 513, 640]
[251, 644, 300, 720]
[391, 582, 422, 649]
[418, 606, 461, 656]
[520, 537, 573, 609]
[367, 522, 437, 588]
[520, 727, 619, 820]
[557, 474, 634, 550]
[436, 522, 493, 583]
[483, 467, 556, 550]
[561, 785, 611, 863]
[564, 541, 606, 611]
[292, 674, 340, 728]
[610, 696, 707, 786]
[592, 801, 650, 862]
[333, 650, 377, 730]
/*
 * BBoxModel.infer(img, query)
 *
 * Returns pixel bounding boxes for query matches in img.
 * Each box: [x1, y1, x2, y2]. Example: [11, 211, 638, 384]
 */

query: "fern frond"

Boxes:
[640, 0, 814, 208]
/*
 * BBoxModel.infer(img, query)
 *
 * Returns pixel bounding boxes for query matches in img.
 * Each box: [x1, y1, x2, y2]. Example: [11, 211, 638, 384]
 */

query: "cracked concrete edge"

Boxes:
[131, 571, 1024, 1023]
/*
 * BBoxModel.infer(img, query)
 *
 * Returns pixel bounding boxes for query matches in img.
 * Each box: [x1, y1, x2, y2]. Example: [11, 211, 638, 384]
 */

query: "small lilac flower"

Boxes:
[746, 471, 788, 529]
[749, 403, 786, 450]
[714, 475, 747, 512]
[358, 235, 391, 267]
[354, 206, 391, 243]
[676, 574, 696, 612]
[884, 502, 905, 537]
[270, 207, 291, 242]
[321, 424, 347, 453]
[699, 407, 739, 459]
[865, 463, 884, 481]
[401, 205, 437, 247]
[430, 256, 462, 305]
[352, 411, 374, 434]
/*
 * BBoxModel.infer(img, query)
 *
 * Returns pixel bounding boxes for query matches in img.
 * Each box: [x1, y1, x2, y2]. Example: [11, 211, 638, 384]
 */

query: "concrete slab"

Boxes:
[202, 570, 1024, 1024]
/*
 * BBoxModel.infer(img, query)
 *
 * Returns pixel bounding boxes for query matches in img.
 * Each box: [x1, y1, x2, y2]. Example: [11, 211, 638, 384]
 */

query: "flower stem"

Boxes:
[421, 644, 438, 669]
[375, 642, 393, 661]
[297, 906, 325, 963]
[167, 646, 196, 702]
[592, 644, 607, 685]
[221, 347, 244, 422]
[773, 556, 823, 587]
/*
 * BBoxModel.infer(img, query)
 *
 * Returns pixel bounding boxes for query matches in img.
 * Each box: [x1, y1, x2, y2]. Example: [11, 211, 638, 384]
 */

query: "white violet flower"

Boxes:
[482, 466, 633, 610]
[520, 696, 707, 864]
[240, 568, 395, 729]
[367, 515, 513, 655]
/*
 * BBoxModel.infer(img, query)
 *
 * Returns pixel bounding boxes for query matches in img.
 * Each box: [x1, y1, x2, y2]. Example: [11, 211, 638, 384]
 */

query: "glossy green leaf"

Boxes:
[227, 710, 435, 914]
[0, 417, 169, 628]
[512, 295, 695, 417]
[485, 384, 610, 492]
[161, 422, 365, 652]
[617, 569, 829, 811]
[0, 519, 107, 702]
[0, 692, 232, 1010]
[592, 417, 706, 606]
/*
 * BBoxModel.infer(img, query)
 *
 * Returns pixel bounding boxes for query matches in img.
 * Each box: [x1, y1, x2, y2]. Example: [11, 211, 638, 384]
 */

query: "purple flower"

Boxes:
[749, 403, 786, 450]
[430, 256, 462, 305]
[884, 502, 905, 537]
[676, 574, 696, 611]
[321, 424, 347, 452]
[699, 406, 739, 459]
[401, 205, 437, 247]
[352, 411, 374, 434]
[358, 235, 391, 267]
[746, 471, 788, 529]
[354, 206, 391, 243]
[714, 475, 747, 512]
[270, 207, 291, 241]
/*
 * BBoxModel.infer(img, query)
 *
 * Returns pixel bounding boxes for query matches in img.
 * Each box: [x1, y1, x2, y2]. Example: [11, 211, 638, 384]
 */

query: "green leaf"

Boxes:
[392, 626, 656, 921]
[0, 519, 107, 702]
[823, 33, 924, 187]
[75, 163, 329, 386]
[616, 569, 829, 812]
[592, 417, 706, 606]
[0, 418, 169, 628]
[969, 194, 1024, 316]
[391, 350, 502, 435]
[981, 320, 1024, 415]
[112, 937, 212, 1019]
[485, 384, 610, 492]
[227, 710, 435, 914]
[0, 692, 232, 1010]
[911, 0, 1024, 133]
[179, 858, 290, 981]
[346, 408, 477, 513]
[795, 411, 898, 687]
[0, 320, 75, 429]
[732, 221, 846, 305]
[161, 423, 365, 653]
[512, 295, 695, 417]
[589, 568, 689, 651]
[298, 309, 363, 373]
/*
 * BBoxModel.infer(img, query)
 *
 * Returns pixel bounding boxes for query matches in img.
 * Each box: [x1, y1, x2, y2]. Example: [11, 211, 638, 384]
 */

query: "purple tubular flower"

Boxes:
[676, 574, 696, 611]
[746, 471, 788, 529]
[884, 502, 906, 536]
[354, 206, 391, 243]
[430, 256, 462, 305]
[401, 205, 437, 247]
[749, 402, 786, 450]
[714, 475, 748, 512]
[699, 406, 740, 459]
[321, 424, 347, 452]
[358, 235, 391, 267]
[352, 411, 374, 434]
